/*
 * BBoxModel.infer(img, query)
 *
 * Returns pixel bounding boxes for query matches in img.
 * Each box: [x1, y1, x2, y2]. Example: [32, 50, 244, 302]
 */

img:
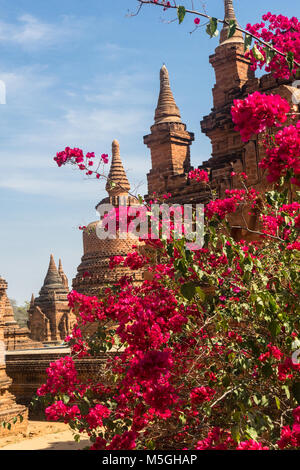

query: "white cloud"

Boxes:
[0, 66, 56, 103]
[64, 107, 149, 137]
[0, 14, 88, 49]
[83, 70, 155, 106]
[0, 173, 104, 200]
[0, 53, 154, 198]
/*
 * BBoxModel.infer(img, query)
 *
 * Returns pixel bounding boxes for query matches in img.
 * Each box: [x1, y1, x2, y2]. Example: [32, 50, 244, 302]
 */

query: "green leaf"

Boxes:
[261, 395, 269, 407]
[269, 321, 281, 338]
[282, 384, 290, 399]
[206, 17, 219, 38]
[231, 425, 241, 443]
[252, 45, 264, 61]
[255, 297, 264, 315]
[222, 375, 230, 387]
[62, 394, 70, 405]
[265, 47, 275, 65]
[244, 34, 252, 51]
[253, 395, 260, 405]
[195, 286, 206, 302]
[292, 382, 300, 405]
[177, 6, 186, 24]
[245, 426, 258, 440]
[179, 412, 186, 426]
[275, 396, 281, 410]
[227, 20, 237, 39]
[180, 282, 196, 301]
[286, 51, 295, 72]
[146, 439, 155, 450]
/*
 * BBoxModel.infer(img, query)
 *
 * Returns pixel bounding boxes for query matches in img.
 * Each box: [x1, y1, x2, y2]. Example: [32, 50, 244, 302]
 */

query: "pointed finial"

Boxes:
[220, 0, 243, 45]
[154, 65, 182, 125]
[58, 258, 69, 289]
[225, 0, 237, 20]
[105, 140, 131, 196]
[42, 254, 63, 287]
[58, 258, 63, 273]
[30, 293, 35, 306]
[49, 254, 56, 270]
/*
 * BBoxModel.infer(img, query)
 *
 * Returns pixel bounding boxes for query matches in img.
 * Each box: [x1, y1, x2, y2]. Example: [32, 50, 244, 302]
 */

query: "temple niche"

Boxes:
[28, 255, 76, 345]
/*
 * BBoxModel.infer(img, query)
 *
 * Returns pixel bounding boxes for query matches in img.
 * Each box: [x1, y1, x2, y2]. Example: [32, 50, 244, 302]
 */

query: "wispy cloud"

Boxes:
[0, 14, 88, 49]
[83, 70, 155, 106]
[0, 65, 57, 106]
[96, 42, 140, 61]
[0, 173, 103, 199]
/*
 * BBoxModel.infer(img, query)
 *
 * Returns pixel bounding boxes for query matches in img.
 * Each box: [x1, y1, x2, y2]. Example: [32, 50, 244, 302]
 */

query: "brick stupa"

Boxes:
[28, 255, 76, 344]
[73, 140, 143, 296]
[1, 277, 42, 351]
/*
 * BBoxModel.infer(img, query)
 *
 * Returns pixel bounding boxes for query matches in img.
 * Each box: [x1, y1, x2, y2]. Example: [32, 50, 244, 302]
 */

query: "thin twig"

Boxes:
[135, 0, 300, 68]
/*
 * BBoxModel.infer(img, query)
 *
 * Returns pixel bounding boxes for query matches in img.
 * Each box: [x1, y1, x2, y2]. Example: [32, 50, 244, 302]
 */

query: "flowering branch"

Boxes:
[134, 0, 300, 69]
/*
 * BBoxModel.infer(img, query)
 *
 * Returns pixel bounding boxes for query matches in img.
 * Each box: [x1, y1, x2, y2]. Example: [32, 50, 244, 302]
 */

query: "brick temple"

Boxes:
[1, 0, 299, 424]
[0, 277, 41, 351]
[28, 255, 76, 344]
[72, 0, 298, 295]
[0, 277, 28, 435]
[73, 139, 143, 296]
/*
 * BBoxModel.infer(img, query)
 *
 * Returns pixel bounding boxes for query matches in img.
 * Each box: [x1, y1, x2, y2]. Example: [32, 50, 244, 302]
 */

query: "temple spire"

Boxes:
[58, 259, 69, 289]
[154, 65, 182, 125]
[105, 140, 131, 196]
[220, 0, 243, 45]
[30, 294, 35, 307]
[42, 254, 63, 288]
[58, 258, 63, 273]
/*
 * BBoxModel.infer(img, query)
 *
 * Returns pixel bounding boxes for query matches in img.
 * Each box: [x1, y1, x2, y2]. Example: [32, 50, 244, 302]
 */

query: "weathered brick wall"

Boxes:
[6, 349, 110, 418]
[0, 277, 28, 435]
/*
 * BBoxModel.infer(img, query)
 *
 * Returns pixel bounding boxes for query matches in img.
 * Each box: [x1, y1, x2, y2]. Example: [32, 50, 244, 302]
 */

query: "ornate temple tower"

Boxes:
[144, 65, 195, 199]
[1, 278, 41, 351]
[210, 0, 253, 110]
[73, 140, 143, 296]
[0, 276, 28, 436]
[201, 0, 254, 179]
[142, 0, 298, 232]
[201, 0, 298, 200]
[28, 255, 75, 344]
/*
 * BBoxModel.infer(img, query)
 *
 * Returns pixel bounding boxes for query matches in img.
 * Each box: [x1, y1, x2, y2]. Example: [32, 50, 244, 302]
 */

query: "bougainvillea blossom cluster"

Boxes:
[35, 9, 300, 452]
[246, 13, 300, 79]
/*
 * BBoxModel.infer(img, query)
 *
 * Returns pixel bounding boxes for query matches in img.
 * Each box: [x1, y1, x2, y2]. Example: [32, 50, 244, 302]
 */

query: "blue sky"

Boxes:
[0, 0, 298, 304]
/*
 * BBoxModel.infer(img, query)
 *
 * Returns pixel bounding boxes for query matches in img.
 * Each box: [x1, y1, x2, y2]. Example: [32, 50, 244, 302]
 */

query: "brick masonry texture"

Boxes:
[0, 276, 28, 436]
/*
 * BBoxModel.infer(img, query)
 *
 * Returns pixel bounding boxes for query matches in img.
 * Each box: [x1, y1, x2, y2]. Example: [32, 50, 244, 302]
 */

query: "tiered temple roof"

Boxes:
[73, 140, 143, 297]
[28, 256, 75, 344]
